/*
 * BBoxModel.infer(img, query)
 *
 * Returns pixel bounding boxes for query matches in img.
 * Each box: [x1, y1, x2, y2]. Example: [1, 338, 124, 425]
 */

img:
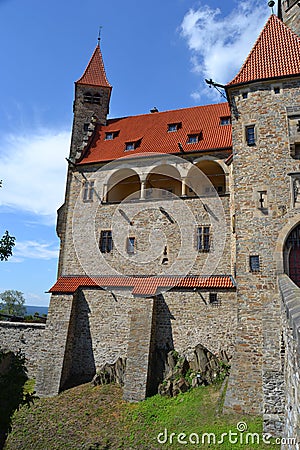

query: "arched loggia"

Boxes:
[106, 169, 141, 203]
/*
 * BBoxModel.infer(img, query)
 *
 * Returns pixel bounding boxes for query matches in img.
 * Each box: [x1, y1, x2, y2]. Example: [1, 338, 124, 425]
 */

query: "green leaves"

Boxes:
[0, 231, 16, 261]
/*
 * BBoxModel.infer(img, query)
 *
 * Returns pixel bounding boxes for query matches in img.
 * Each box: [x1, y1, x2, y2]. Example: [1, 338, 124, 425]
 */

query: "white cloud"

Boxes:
[9, 240, 59, 263]
[180, 1, 272, 100]
[0, 129, 70, 224]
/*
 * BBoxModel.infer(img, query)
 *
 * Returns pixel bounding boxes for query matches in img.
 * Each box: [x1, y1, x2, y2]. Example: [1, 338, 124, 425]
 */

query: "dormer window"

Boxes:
[105, 131, 119, 140]
[187, 133, 201, 144]
[168, 122, 181, 132]
[125, 139, 141, 151]
[125, 142, 135, 151]
[220, 117, 231, 125]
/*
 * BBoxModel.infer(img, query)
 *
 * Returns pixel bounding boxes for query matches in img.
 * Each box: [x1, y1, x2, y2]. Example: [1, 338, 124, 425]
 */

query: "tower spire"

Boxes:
[97, 26, 102, 46]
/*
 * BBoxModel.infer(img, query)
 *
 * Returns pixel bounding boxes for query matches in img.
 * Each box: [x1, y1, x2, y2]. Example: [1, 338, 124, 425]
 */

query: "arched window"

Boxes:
[284, 224, 300, 286]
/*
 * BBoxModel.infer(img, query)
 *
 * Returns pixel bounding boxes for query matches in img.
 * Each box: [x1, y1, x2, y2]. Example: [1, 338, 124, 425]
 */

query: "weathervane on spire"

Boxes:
[268, 0, 275, 13]
[98, 26, 103, 45]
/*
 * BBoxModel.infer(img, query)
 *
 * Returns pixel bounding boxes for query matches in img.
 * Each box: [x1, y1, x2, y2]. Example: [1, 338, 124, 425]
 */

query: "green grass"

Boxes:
[4, 381, 280, 450]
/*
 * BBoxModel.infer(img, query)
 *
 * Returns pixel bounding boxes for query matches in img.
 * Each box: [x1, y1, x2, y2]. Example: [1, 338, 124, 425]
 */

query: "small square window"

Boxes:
[209, 293, 220, 306]
[83, 123, 90, 132]
[220, 117, 231, 125]
[242, 92, 248, 99]
[249, 255, 260, 272]
[125, 142, 135, 151]
[168, 123, 178, 132]
[105, 131, 119, 140]
[274, 87, 280, 94]
[83, 180, 95, 202]
[197, 226, 210, 252]
[127, 237, 135, 254]
[100, 230, 113, 253]
[246, 125, 255, 146]
[187, 134, 199, 144]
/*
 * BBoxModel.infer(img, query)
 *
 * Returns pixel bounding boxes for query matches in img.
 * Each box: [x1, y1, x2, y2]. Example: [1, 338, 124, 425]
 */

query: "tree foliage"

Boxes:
[0, 180, 16, 261]
[0, 290, 26, 317]
[0, 231, 15, 261]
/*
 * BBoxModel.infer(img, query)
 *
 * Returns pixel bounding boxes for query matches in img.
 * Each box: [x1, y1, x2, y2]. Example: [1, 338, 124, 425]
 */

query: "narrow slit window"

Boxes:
[246, 125, 255, 146]
[127, 237, 135, 254]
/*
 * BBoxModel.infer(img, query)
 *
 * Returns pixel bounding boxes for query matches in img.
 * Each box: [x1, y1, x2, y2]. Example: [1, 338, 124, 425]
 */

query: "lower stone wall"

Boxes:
[0, 321, 45, 378]
[278, 274, 300, 448]
[65, 288, 236, 390]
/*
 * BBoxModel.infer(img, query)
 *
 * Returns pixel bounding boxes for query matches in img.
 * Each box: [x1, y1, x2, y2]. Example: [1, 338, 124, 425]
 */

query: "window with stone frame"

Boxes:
[99, 230, 113, 253]
[246, 125, 255, 146]
[82, 180, 95, 202]
[249, 255, 260, 272]
[197, 226, 210, 252]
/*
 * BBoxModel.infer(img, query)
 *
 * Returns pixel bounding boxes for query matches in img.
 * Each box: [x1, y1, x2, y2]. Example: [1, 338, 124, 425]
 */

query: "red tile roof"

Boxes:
[228, 15, 300, 87]
[78, 103, 232, 164]
[49, 275, 236, 296]
[76, 44, 112, 88]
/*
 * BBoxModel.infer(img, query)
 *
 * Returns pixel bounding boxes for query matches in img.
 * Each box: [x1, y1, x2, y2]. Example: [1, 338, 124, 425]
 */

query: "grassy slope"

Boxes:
[5, 382, 280, 450]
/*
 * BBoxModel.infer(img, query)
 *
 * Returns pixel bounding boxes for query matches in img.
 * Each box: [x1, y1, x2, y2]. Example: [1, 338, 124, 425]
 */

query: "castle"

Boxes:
[29, 0, 300, 436]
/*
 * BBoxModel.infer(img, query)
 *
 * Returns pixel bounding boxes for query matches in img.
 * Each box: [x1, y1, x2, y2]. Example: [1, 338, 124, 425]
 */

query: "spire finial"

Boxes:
[97, 26, 103, 46]
[268, 0, 275, 13]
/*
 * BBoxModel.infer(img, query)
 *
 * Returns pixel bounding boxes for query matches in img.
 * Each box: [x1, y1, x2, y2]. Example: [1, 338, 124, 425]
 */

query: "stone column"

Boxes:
[103, 184, 108, 203]
[181, 178, 187, 197]
[140, 180, 146, 200]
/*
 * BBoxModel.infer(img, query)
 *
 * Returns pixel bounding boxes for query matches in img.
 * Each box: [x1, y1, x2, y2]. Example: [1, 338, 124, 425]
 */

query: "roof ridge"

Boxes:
[105, 102, 228, 123]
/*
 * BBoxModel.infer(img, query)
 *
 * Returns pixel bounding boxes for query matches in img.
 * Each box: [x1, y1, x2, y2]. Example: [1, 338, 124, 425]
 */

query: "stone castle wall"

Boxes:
[0, 321, 45, 378]
[225, 78, 300, 427]
[40, 286, 236, 396]
[278, 274, 300, 448]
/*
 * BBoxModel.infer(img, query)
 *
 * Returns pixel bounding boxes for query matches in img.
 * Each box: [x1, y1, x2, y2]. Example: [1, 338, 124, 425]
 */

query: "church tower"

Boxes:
[69, 41, 112, 161]
[224, 14, 300, 432]
[278, 0, 300, 36]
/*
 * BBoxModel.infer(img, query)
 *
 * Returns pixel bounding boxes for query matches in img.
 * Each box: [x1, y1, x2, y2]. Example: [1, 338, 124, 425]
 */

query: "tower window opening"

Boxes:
[274, 87, 280, 94]
[242, 92, 248, 99]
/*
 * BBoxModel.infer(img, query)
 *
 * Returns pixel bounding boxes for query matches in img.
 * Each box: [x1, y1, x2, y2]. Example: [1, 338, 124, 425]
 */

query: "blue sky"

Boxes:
[0, 0, 274, 306]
